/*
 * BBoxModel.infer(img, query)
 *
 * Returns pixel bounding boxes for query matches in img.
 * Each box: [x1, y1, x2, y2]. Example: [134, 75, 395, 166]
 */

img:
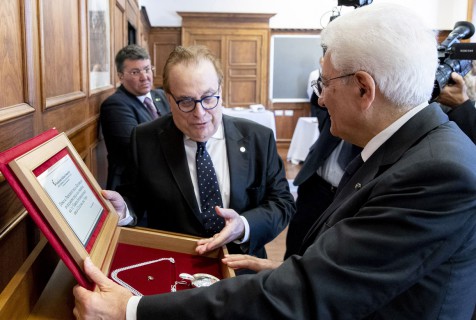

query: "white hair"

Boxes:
[321, 3, 438, 108]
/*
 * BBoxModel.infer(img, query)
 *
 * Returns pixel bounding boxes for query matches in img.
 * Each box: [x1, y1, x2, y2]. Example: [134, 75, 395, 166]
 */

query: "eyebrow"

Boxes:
[176, 88, 218, 100]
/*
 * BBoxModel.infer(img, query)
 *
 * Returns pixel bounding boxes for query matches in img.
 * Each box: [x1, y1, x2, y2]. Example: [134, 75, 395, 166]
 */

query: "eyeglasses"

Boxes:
[122, 66, 155, 78]
[170, 89, 221, 113]
[312, 73, 355, 97]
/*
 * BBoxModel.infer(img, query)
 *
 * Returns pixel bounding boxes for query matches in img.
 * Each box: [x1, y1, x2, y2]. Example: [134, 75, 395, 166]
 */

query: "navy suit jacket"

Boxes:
[118, 113, 295, 257]
[138, 104, 476, 319]
[100, 85, 170, 189]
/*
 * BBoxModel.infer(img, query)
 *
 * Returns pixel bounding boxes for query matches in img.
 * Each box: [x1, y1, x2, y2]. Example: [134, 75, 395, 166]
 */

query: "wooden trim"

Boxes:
[0, 103, 35, 123]
[0, 210, 28, 241]
[45, 91, 87, 109]
[178, 12, 276, 29]
[0, 237, 56, 320]
[271, 28, 321, 35]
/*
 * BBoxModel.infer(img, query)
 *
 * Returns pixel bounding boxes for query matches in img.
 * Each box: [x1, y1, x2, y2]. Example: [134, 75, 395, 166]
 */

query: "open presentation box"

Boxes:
[0, 129, 234, 300]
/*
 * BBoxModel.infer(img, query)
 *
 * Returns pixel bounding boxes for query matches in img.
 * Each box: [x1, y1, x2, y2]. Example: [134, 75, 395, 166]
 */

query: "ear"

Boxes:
[354, 71, 375, 110]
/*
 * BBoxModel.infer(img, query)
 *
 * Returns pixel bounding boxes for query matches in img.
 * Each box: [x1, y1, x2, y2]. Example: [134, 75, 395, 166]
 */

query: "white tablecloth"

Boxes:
[287, 117, 320, 164]
[222, 108, 276, 138]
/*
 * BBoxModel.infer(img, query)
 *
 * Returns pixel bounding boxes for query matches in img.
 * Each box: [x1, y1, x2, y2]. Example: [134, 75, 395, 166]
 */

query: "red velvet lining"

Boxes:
[109, 243, 223, 295]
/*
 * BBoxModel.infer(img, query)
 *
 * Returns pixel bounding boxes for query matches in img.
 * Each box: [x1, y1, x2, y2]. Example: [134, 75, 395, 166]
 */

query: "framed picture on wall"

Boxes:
[88, 0, 111, 91]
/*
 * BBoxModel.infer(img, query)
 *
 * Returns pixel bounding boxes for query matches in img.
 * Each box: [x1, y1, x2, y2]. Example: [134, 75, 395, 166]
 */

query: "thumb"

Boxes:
[84, 257, 114, 290]
[214, 206, 234, 220]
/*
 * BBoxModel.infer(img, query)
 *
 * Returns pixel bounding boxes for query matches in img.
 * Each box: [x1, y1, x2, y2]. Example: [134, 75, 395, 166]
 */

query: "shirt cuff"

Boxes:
[126, 296, 141, 320]
[118, 206, 134, 226]
[234, 216, 250, 244]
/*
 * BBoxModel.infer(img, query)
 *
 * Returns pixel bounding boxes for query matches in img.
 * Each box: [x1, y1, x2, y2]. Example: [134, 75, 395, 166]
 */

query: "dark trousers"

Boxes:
[284, 173, 336, 259]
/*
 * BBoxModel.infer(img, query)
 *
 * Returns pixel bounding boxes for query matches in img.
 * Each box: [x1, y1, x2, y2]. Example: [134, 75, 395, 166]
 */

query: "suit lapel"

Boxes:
[222, 116, 249, 208]
[299, 103, 449, 252]
[150, 90, 168, 116]
[159, 119, 201, 213]
[118, 85, 153, 121]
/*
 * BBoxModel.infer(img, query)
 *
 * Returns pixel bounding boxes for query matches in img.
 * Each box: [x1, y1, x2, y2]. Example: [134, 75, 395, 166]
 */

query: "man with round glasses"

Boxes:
[100, 44, 170, 190]
[105, 45, 294, 260]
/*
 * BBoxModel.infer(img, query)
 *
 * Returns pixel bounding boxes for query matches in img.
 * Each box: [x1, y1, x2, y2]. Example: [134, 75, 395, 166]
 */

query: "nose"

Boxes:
[318, 95, 326, 108]
[139, 70, 149, 79]
[192, 101, 207, 116]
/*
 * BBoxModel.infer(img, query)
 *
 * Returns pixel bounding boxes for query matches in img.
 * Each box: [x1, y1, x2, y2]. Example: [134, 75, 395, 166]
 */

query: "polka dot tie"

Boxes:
[196, 141, 225, 235]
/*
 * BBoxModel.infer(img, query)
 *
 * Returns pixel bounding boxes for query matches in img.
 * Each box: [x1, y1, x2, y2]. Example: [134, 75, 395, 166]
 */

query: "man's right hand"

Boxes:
[222, 254, 282, 272]
[437, 72, 469, 108]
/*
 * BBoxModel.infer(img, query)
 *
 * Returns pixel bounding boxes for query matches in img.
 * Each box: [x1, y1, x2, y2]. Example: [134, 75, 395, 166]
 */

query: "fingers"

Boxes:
[222, 254, 283, 272]
[196, 233, 223, 255]
[101, 190, 126, 218]
[83, 257, 116, 291]
[222, 254, 266, 272]
[450, 72, 464, 85]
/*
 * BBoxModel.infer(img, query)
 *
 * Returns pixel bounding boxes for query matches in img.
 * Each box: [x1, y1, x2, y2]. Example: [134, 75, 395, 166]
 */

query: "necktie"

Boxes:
[196, 141, 225, 235]
[335, 154, 364, 195]
[337, 141, 356, 170]
[144, 97, 159, 119]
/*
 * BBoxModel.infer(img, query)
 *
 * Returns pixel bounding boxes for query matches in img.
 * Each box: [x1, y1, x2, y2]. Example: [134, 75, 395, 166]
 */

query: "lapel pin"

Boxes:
[354, 182, 362, 190]
[155, 97, 161, 102]
[240, 147, 246, 153]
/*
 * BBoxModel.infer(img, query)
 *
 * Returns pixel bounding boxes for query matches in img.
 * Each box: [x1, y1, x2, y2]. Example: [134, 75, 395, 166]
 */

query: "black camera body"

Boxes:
[337, 0, 372, 8]
[431, 21, 476, 101]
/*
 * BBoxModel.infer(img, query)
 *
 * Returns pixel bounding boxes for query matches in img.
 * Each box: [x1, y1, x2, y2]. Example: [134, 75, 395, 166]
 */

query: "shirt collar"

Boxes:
[361, 101, 428, 161]
[137, 93, 152, 104]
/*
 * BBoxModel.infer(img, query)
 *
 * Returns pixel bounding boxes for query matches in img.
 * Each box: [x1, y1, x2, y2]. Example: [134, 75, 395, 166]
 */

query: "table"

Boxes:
[287, 117, 320, 164]
[222, 108, 276, 138]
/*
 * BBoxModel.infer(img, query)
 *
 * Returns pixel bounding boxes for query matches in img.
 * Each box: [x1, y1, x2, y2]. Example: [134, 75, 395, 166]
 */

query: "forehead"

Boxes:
[169, 60, 219, 94]
[321, 55, 336, 78]
[123, 58, 150, 69]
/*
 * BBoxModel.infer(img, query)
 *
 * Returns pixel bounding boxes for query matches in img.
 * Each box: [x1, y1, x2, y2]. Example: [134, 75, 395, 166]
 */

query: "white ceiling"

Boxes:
[139, 0, 468, 30]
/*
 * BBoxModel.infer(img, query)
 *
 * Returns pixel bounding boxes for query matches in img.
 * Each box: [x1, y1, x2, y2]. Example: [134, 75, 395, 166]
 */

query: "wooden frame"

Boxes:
[8, 132, 118, 284]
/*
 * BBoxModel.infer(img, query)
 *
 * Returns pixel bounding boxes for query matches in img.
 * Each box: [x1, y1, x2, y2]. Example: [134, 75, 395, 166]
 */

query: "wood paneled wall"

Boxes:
[0, 0, 146, 317]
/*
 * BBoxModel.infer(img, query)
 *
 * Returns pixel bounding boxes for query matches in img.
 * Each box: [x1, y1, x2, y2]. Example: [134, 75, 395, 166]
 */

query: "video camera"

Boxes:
[337, 0, 372, 8]
[329, 0, 372, 22]
[431, 21, 476, 101]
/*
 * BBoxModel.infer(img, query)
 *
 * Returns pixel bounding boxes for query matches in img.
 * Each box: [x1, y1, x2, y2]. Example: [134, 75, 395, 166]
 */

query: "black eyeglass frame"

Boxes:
[169, 87, 221, 113]
[312, 73, 356, 97]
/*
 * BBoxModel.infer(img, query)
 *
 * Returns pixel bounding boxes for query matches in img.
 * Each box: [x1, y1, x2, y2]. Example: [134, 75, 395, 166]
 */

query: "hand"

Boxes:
[101, 190, 127, 219]
[437, 72, 469, 108]
[222, 254, 282, 272]
[195, 207, 245, 255]
[73, 257, 132, 320]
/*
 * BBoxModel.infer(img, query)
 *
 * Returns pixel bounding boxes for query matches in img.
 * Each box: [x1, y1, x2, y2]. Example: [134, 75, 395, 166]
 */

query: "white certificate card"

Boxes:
[37, 154, 103, 245]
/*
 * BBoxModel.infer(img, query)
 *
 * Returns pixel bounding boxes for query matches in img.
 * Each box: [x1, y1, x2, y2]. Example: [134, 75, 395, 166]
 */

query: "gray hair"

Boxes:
[321, 3, 438, 108]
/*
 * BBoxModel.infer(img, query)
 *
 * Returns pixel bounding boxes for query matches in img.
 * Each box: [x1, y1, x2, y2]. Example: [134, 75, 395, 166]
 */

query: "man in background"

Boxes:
[100, 44, 170, 190]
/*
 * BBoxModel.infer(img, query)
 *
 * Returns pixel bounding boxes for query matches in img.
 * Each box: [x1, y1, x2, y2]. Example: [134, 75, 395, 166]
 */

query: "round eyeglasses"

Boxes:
[312, 73, 355, 97]
[170, 88, 220, 113]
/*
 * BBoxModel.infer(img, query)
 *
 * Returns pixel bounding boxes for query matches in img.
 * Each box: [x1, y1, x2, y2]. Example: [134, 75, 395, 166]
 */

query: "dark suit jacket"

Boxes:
[118, 114, 295, 258]
[446, 99, 476, 142]
[100, 85, 170, 189]
[138, 104, 476, 319]
[285, 98, 476, 258]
